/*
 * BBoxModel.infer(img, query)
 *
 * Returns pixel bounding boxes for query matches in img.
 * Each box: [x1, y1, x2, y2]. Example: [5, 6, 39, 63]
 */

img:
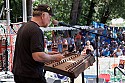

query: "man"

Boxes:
[12, 4, 64, 83]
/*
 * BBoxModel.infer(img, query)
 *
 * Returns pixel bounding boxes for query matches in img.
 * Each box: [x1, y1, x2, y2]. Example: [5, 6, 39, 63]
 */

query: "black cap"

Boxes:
[34, 4, 54, 16]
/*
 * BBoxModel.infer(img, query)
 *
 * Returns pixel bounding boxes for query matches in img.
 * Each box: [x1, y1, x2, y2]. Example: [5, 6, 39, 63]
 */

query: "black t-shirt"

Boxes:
[12, 21, 45, 78]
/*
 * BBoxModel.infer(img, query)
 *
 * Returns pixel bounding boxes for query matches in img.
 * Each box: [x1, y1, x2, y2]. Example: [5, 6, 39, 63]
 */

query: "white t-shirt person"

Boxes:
[81, 40, 94, 55]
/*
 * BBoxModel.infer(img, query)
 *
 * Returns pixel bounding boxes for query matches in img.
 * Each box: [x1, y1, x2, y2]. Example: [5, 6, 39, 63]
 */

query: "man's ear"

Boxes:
[41, 12, 45, 19]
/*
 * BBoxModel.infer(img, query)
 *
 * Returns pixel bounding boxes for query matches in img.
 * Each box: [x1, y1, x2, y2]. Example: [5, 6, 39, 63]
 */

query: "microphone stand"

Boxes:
[95, 33, 99, 83]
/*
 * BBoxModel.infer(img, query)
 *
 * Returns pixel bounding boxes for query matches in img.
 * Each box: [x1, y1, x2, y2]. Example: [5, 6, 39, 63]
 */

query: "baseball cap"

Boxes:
[33, 4, 54, 16]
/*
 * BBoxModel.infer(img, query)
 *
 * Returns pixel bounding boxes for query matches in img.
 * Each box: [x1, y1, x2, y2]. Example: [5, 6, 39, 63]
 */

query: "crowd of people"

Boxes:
[45, 27, 125, 58]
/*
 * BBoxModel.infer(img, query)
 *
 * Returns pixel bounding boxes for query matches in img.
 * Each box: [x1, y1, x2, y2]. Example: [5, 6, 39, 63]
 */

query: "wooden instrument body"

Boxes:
[44, 53, 95, 78]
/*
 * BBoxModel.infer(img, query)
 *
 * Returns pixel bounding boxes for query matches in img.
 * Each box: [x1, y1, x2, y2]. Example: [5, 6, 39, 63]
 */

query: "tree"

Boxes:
[86, 0, 96, 25]
[26, 0, 33, 21]
[33, 0, 72, 24]
[10, 0, 22, 22]
[95, 0, 125, 24]
[0, 0, 125, 25]
[70, 0, 82, 25]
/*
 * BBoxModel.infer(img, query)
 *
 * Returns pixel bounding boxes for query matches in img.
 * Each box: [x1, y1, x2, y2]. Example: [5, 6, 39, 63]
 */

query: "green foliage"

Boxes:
[33, 0, 72, 23]
[10, 0, 23, 22]
[0, 0, 124, 25]
[44, 31, 52, 40]
[0, 0, 124, 39]
[0, 0, 23, 22]
[93, 0, 125, 23]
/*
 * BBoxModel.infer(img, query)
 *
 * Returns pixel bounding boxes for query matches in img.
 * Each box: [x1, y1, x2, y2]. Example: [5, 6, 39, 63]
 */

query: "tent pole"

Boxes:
[6, 0, 10, 26]
[22, 0, 27, 22]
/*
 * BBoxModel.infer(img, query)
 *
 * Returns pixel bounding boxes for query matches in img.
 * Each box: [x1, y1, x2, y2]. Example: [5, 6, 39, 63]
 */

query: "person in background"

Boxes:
[75, 32, 82, 53]
[102, 48, 111, 57]
[47, 41, 52, 52]
[68, 36, 75, 52]
[67, 35, 71, 52]
[62, 38, 68, 51]
[93, 48, 101, 57]
[81, 46, 88, 55]
[12, 4, 64, 83]
[122, 46, 125, 55]
[112, 47, 123, 57]
[44, 36, 48, 53]
[61, 37, 69, 55]
[81, 40, 94, 55]
[57, 36, 63, 53]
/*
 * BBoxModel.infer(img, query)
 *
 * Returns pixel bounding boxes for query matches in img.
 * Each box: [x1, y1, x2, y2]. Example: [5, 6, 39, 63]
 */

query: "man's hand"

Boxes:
[52, 19, 59, 26]
[53, 54, 64, 62]
[48, 51, 59, 55]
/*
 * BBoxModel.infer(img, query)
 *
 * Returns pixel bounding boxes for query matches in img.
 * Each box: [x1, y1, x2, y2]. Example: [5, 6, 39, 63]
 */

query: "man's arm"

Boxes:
[32, 52, 64, 63]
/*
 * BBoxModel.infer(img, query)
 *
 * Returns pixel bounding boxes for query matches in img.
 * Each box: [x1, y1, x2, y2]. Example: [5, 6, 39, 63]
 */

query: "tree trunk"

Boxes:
[100, 7, 110, 24]
[26, 0, 32, 21]
[77, 1, 83, 24]
[70, 0, 82, 25]
[86, 0, 95, 26]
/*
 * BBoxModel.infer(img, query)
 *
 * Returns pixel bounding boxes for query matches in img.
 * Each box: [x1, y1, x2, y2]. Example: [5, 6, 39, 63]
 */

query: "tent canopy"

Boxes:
[40, 26, 90, 31]
[40, 26, 76, 31]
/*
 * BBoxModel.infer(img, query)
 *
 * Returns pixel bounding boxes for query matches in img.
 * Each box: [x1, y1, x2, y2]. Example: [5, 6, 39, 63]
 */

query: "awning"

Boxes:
[40, 26, 102, 31]
[40, 26, 76, 31]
